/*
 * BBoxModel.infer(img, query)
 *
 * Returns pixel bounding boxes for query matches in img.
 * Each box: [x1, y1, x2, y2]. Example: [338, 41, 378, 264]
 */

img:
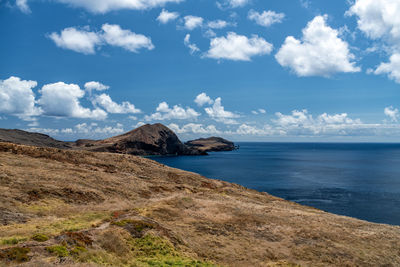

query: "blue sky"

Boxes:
[1, 0, 400, 142]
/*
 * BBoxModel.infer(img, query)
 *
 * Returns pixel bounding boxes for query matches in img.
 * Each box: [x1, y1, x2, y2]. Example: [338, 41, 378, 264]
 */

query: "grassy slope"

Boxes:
[0, 142, 399, 266]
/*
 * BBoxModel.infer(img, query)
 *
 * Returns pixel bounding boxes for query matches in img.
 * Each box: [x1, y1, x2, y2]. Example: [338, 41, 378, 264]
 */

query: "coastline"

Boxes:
[1, 142, 400, 266]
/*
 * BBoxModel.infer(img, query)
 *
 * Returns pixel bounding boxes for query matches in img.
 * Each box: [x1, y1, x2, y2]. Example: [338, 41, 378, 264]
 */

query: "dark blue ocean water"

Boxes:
[153, 143, 400, 225]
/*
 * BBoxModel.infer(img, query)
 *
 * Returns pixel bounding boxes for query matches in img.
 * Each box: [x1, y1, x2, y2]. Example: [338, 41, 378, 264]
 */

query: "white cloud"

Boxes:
[347, 0, 400, 42]
[207, 20, 231, 29]
[134, 121, 146, 128]
[252, 108, 266, 115]
[183, 15, 204, 30]
[204, 97, 239, 124]
[27, 123, 125, 138]
[49, 24, 154, 54]
[91, 93, 141, 114]
[53, 0, 184, 14]
[0, 76, 41, 120]
[157, 9, 179, 24]
[204, 29, 217, 38]
[168, 123, 221, 134]
[373, 53, 400, 83]
[48, 27, 102, 55]
[205, 32, 273, 61]
[184, 34, 200, 54]
[272, 110, 363, 136]
[384, 106, 399, 122]
[16, 0, 30, 13]
[38, 82, 107, 120]
[27, 128, 61, 136]
[248, 10, 285, 27]
[145, 102, 200, 121]
[194, 92, 213, 106]
[84, 81, 109, 93]
[73, 122, 124, 135]
[275, 15, 360, 77]
[217, 0, 249, 9]
[235, 124, 273, 135]
[101, 24, 154, 53]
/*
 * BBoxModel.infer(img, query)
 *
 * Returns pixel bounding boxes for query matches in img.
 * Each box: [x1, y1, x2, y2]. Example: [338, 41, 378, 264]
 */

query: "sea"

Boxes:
[152, 142, 400, 226]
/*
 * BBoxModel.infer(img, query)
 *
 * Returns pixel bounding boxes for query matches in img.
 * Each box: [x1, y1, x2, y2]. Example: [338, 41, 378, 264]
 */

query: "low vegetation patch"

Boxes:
[31, 233, 49, 242]
[0, 237, 27, 246]
[46, 245, 69, 257]
[0, 247, 30, 263]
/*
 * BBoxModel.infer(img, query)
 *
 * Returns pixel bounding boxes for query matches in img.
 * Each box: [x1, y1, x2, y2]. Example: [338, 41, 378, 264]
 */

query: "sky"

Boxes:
[1, 0, 400, 142]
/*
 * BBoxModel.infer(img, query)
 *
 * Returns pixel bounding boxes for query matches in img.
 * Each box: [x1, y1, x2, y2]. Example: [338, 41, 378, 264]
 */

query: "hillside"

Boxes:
[0, 142, 399, 266]
[76, 123, 205, 156]
[0, 129, 72, 149]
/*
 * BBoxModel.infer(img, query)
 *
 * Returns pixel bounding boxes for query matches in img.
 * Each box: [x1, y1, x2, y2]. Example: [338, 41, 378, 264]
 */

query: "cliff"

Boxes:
[0, 142, 399, 266]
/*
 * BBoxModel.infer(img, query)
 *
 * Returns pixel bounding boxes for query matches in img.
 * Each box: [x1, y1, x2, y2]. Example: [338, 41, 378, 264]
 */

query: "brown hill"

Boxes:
[75, 123, 205, 156]
[0, 129, 72, 149]
[0, 142, 399, 266]
[185, 137, 236, 152]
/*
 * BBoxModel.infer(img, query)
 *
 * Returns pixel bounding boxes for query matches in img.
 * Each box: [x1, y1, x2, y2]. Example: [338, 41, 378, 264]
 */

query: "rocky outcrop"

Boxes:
[185, 137, 236, 152]
[75, 123, 206, 156]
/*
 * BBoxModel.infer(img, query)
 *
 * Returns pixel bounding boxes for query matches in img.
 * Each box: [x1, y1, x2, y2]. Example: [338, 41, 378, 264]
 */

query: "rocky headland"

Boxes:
[0, 124, 238, 156]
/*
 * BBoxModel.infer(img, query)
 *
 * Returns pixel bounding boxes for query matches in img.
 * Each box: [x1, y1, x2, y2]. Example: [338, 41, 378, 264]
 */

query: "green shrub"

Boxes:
[31, 233, 49, 242]
[70, 246, 87, 256]
[46, 245, 69, 257]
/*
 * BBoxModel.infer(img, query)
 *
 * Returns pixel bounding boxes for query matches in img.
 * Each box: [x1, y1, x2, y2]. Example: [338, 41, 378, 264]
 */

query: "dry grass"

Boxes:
[0, 142, 400, 266]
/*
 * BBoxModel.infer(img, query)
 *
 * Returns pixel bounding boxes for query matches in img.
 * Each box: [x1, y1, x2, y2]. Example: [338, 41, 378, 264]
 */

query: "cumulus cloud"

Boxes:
[275, 15, 360, 77]
[49, 24, 154, 54]
[101, 23, 154, 53]
[248, 10, 285, 27]
[204, 97, 239, 124]
[73, 122, 124, 135]
[84, 81, 109, 93]
[184, 34, 200, 54]
[157, 9, 179, 24]
[145, 102, 200, 121]
[48, 27, 102, 55]
[38, 82, 107, 120]
[91, 94, 141, 114]
[217, 0, 249, 9]
[168, 123, 221, 134]
[0, 76, 41, 120]
[183, 15, 204, 30]
[373, 53, 400, 83]
[16, 0, 30, 13]
[194, 93, 213, 106]
[53, 0, 184, 14]
[347, 0, 400, 42]
[205, 32, 273, 61]
[385, 106, 399, 122]
[272, 109, 363, 136]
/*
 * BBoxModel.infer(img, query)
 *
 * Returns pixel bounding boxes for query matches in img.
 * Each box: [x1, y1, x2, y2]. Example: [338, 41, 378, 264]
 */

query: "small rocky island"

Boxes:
[185, 137, 236, 152]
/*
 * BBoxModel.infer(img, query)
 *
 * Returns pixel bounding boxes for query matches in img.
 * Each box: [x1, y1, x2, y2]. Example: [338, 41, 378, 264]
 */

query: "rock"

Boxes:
[185, 137, 236, 152]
